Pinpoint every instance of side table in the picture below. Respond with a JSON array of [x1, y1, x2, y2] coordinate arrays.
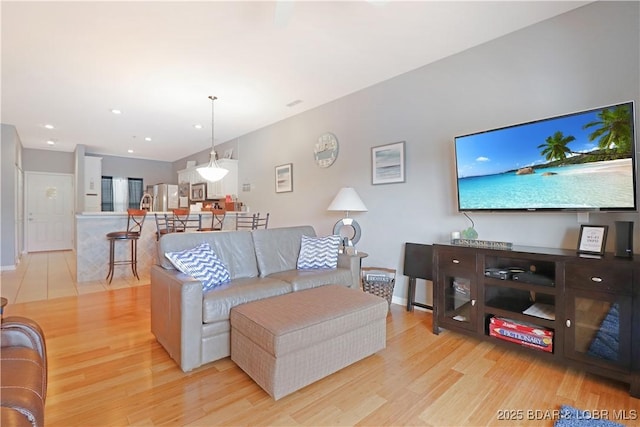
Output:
[[343, 250, 367, 289]]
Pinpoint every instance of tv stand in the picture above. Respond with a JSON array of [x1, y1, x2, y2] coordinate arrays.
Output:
[[432, 243, 640, 398]]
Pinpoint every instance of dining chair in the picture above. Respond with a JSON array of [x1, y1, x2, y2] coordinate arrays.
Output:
[[254, 213, 269, 229], [154, 213, 172, 240], [235, 213, 256, 230]]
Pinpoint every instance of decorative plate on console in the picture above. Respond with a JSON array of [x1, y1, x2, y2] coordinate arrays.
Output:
[[314, 132, 339, 168]]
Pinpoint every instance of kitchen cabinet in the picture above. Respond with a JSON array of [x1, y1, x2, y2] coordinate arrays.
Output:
[[177, 159, 238, 199], [84, 156, 102, 212], [178, 168, 200, 185]]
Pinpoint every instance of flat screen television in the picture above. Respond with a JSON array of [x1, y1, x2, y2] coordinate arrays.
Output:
[[454, 101, 637, 212]]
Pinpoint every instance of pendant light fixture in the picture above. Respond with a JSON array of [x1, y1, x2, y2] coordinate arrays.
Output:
[[197, 95, 229, 182]]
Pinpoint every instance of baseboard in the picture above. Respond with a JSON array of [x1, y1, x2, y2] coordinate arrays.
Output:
[[391, 295, 432, 312]]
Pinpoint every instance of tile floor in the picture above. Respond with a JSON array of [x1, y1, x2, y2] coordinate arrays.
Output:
[[0, 251, 149, 304]]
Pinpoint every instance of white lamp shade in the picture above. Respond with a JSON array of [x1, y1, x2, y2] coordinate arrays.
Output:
[[327, 187, 367, 212]]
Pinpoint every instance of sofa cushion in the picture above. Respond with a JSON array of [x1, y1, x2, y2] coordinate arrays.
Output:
[[157, 230, 259, 279], [230, 285, 388, 357], [252, 226, 316, 277], [296, 234, 341, 269], [165, 242, 231, 291], [202, 277, 293, 323], [268, 268, 352, 292]]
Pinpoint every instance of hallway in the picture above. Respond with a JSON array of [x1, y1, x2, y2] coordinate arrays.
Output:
[[0, 251, 149, 304]]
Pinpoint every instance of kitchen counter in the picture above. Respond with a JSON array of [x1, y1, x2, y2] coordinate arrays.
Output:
[[75, 211, 247, 282], [76, 212, 158, 283]]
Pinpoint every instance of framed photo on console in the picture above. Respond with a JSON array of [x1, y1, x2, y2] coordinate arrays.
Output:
[[577, 225, 608, 256]]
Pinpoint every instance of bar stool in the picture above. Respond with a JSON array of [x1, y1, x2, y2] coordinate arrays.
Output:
[[198, 207, 226, 231], [106, 208, 147, 284], [171, 208, 200, 232]]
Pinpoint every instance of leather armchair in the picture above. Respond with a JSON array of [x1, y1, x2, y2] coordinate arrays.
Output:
[[1, 316, 47, 427]]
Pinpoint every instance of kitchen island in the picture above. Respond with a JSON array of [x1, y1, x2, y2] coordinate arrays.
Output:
[[75, 211, 244, 283]]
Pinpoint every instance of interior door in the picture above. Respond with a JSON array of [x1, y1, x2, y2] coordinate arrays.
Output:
[[25, 172, 74, 252]]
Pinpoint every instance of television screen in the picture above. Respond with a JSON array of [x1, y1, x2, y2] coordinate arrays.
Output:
[[454, 101, 637, 212]]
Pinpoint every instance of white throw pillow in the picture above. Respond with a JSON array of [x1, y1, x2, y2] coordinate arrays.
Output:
[[165, 242, 231, 291], [296, 234, 341, 270]]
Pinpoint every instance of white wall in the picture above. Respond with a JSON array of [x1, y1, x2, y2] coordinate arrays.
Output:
[[231, 1, 640, 303], [1, 125, 22, 269]]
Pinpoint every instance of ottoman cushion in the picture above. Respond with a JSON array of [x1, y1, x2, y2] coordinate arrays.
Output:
[[230, 284, 388, 399]]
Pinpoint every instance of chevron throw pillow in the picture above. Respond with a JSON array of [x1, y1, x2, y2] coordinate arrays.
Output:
[[296, 234, 341, 270], [165, 242, 231, 292]]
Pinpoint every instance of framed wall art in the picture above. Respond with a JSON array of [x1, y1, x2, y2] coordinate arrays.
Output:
[[371, 141, 405, 185], [275, 163, 293, 193]]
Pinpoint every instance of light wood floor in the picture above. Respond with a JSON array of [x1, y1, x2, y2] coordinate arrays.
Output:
[[1, 251, 148, 304], [3, 282, 639, 426]]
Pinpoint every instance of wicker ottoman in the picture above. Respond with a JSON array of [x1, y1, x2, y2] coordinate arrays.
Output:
[[230, 285, 388, 400]]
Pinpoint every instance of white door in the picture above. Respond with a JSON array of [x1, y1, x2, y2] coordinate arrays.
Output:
[[25, 172, 74, 252]]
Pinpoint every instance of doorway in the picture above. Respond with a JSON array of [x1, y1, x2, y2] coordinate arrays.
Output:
[[25, 172, 74, 252]]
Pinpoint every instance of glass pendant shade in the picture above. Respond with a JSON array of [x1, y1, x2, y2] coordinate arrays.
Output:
[[197, 151, 229, 182], [197, 95, 228, 182]]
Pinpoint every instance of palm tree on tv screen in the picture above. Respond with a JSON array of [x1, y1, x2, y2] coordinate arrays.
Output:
[[583, 105, 632, 154], [537, 131, 576, 162]]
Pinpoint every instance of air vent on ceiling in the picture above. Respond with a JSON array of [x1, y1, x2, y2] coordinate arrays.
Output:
[[286, 99, 303, 107]]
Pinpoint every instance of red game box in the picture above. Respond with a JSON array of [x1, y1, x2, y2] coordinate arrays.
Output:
[[489, 316, 553, 353]]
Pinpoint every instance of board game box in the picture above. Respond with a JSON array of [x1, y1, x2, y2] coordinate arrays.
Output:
[[489, 316, 553, 353]]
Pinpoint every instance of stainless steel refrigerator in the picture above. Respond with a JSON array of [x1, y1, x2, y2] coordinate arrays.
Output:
[[152, 184, 179, 212]]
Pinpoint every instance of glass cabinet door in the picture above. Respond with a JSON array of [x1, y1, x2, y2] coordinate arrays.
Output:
[[565, 289, 631, 369], [438, 270, 476, 332]]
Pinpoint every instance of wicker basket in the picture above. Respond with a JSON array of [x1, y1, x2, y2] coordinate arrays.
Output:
[[361, 267, 396, 308]]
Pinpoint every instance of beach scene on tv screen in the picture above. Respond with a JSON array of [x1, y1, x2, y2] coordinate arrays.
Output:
[[456, 103, 635, 210]]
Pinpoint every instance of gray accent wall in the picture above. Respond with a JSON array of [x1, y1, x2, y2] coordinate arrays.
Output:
[[100, 154, 175, 187], [232, 1, 640, 301], [22, 148, 75, 173], [20, 147, 176, 186]]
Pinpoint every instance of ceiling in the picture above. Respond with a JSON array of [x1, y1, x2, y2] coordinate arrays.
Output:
[[1, 1, 590, 163]]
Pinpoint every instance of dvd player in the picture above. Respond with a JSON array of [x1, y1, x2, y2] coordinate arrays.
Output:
[[512, 271, 555, 287], [484, 267, 525, 280]]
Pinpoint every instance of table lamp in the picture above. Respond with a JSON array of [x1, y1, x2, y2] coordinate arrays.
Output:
[[327, 187, 368, 250]]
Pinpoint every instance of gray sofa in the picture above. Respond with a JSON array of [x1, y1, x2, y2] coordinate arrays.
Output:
[[150, 225, 363, 372]]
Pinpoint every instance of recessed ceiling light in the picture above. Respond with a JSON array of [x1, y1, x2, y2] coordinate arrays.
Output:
[[193, 124, 203, 129], [111, 109, 122, 115], [44, 124, 54, 129], [128, 149, 134, 153], [46, 140, 55, 145], [144, 137, 152, 141]]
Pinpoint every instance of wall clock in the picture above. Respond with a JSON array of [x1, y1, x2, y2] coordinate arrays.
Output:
[[314, 132, 339, 168]]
